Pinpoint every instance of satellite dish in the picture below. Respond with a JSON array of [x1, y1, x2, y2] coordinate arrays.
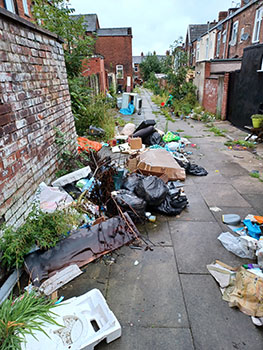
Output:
[[241, 33, 249, 41]]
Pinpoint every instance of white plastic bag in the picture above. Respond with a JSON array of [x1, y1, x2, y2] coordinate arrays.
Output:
[[37, 183, 73, 213], [218, 232, 255, 259]]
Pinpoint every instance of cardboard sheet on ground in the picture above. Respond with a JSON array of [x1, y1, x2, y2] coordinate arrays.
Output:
[[25, 213, 138, 285], [136, 149, 186, 181]]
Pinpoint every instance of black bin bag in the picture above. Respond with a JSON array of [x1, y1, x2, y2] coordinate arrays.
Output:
[[135, 176, 169, 206], [114, 189, 146, 222]]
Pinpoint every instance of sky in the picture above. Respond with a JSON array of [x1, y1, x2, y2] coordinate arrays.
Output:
[[69, 0, 241, 55]]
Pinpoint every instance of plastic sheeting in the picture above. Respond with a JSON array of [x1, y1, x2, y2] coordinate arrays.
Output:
[[120, 102, 135, 115], [25, 213, 139, 285]]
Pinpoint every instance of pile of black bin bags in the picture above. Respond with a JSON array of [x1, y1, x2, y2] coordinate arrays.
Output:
[[113, 173, 188, 222]]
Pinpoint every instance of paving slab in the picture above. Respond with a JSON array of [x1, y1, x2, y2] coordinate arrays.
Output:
[[176, 190, 216, 222], [242, 194, 263, 214], [169, 221, 251, 274], [96, 326, 194, 350], [106, 246, 189, 328], [198, 183, 252, 208], [230, 176, 263, 195], [59, 261, 110, 300], [138, 219, 172, 246], [181, 274, 263, 350]]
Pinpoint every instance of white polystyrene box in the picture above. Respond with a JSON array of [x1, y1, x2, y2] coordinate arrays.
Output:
[[22, 289, 121, 350]]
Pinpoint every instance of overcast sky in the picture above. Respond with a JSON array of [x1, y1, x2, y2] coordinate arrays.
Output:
[[69, 0, 240, 55]]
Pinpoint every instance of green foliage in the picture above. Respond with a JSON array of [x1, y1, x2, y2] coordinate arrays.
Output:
[[0, 205, 82, 270], [224, 139, 255, 149], [32, 0, 95, 78], [140, 53, 163, 81], [208, 126, 227, 137], [249, 172, 260, 179], [0, 293, 60, 350]]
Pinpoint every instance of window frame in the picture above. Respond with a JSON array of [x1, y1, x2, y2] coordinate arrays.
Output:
[[205, 37, 209, 59], [230, 20, 239, 46], [4, 0, 16, 14], [134, 65, 138, 72], [222, 29, 227, 44], [196, 42, 200, 61], [252, 7, 263, 43], [22, 0, 29, 16], [216, 32, 221, 57], [116, 65, 124, 79]]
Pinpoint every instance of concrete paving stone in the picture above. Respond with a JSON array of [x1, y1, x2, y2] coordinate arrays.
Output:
[[59, 261, 110, 300], [211, 161, 249, 177], [169, 221, 251, 274], [197, 183, 252, 208], [242, 194, 263, 214], [106, 246, 189, 328], [138, 219, 173, 246], [175, 190, 216, 222], [191, 171, 229, 184], [181, 274, 263, 350], [231, 176, 263, 195], [96, 326, 194, 350]]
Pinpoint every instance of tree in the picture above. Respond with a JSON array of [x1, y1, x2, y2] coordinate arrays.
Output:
[[139, 53, 163, 81], [32, 0, 95, 77]]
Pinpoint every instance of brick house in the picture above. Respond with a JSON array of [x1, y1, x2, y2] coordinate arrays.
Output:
[[192, 0, 263, 122], [75, 14, 133, 93], [0, 5, 77, 226], [0, 0, 32, 20], [185, 23, 211, 66]]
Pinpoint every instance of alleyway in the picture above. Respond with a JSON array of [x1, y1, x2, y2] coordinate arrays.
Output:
[[60, 89, 263, 350]]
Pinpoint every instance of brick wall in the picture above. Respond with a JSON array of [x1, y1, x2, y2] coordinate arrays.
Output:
[[0, 9, 76, 227], [203, 78, 218, 114], [95, 35, 133, 92], [0, 0, 32, 21], [82, 56, 107, 93]]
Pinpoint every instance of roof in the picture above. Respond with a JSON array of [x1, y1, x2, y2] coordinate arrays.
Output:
[[97, 27, 132, 36], [133, 54, 167, 64], [72, 14, 99, 32], [188, 24, 210, 43]]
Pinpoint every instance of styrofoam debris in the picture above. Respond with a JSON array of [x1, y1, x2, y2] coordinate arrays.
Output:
[[22, 289, 121, 350]]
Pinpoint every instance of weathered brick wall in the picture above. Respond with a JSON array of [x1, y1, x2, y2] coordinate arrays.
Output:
[[0, 9, 77, 227], [203, 78, 218, 115], [95, 35, 133, 91]]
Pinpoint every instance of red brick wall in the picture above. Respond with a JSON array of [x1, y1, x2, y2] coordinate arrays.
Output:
[[221, 73, 230, 120], [203, 78, 218, 114], [0, 0, 33, 20], [0, 10, 76, 226], [95, 35, 133, 91], [82, 56, 107, 93], [217, 1, 263, 59]]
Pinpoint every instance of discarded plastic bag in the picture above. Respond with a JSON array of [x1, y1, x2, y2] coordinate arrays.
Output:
[[133, 126, 155, 141], [155, 188, 188, 216], [135, 176, 168, 206], [36, 182, 73, 213], [77, 136, 102, 152], [162, 131, 180, 142], [134, 120, 156, 133], [121, 123, 136, 136], [176, 159, 208, 176], [122, 173, 145, 193], [144, 131, 163, 146], [112, 189, 146, 222], [218, 232, 255, 259]]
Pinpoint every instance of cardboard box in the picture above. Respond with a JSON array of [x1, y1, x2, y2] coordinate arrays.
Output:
[[129, 137, 142, 150], [127, 156, 138, 172]]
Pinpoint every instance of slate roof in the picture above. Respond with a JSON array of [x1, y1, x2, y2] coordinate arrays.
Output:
[[72, 14, 99, 32], [97, 27, 132, 36], [188, 24, 209, 43]]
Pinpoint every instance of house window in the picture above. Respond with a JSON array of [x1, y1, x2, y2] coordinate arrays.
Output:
[[22, 0, 29, 16], [230, 21, 239, 45], [196, 42, 200, 61], [4, 0, 16, 13], [222, 30, 227, 43], [205, 38, 209, 59], [116, 65, 123, 79], [252, 7, 263, 43], [240, 27, 244, 42], [134, 66, 138, 72], [216, 32, 221, 57]]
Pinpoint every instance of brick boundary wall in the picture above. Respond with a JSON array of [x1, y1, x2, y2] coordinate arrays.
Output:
[[0, 8, 77, 227]]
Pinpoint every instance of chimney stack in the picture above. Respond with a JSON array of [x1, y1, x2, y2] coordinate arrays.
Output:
[[218, 11, 228, 22], [141, 52, 144, 57]]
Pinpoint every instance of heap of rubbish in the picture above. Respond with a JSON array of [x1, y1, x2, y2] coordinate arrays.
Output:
[[208, 212, 263, 326], [0, 117, 209, 349]]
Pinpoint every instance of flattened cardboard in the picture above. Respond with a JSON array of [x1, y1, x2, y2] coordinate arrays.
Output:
[[137, 149, 186, 181]]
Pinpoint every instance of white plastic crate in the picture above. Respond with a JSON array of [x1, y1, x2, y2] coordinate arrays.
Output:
[[22, 289, 121, 350]]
